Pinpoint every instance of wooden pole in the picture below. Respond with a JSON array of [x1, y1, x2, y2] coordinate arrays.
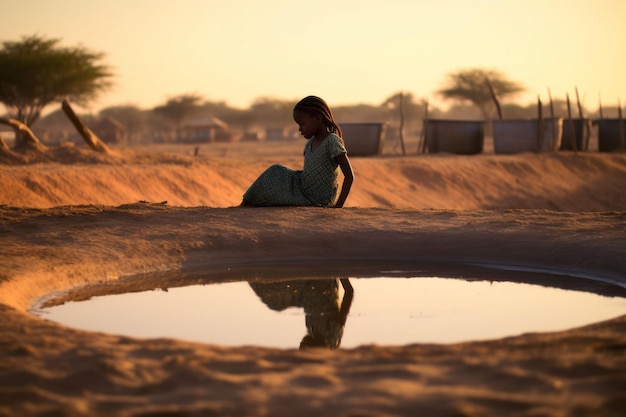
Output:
[[537, 96, 544, 152], [398, 92, 406, 155], [575, 87, 584, 119], [566, 94, 578, 152], [575, 87, 585, 152], [485, 78, 503, 120], [548, 88, 557, 144], [598, 94, 604, 119], [61, 99, 110, 154], [420, 100, 430, 154], [619, 98, 625, 149]]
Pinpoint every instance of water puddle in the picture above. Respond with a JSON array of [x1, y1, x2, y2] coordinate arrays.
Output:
[[35, 268, 626, 349]]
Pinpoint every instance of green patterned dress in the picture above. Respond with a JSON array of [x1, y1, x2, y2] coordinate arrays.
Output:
[[242, 133, 347, 206]]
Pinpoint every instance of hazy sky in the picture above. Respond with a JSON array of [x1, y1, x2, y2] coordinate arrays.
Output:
[[3, 0, 625, 113]]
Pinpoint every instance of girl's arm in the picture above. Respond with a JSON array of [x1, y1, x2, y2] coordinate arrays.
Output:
[[332, 153, 354, 208]]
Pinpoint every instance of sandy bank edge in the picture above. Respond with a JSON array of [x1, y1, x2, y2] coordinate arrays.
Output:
[[2, 205, 626, 310]]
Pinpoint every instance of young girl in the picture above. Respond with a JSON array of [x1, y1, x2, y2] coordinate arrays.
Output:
[[241, 96, 354, 208]]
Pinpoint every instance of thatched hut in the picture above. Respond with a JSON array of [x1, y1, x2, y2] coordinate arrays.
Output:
[[181, 116, 230, 143], [93, 117, 128, 145]]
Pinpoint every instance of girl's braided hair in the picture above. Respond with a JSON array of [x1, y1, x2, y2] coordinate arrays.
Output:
[[294, 96, 342, 138]]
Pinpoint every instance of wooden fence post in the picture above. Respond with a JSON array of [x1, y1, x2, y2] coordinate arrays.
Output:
[[61, 100, 110, 154]]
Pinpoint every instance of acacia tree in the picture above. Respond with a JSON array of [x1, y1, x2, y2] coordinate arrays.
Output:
[[0, 35, 113, 131], [437, 68, 524, 119]]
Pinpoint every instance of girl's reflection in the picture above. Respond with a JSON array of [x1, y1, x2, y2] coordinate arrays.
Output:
[[249, 278, 354, 349]]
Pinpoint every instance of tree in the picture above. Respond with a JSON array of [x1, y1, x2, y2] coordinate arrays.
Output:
[[99, 105, 146, 143], [0, 35, 113, 130], [437, 68, 524, 119], [382, 92, 426, 123], [200, 100, 252, 130], [153, 94, 204, 140], [249, 97, 298, 128]]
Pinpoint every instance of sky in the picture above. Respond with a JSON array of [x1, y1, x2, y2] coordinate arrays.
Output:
[[2, 0, 625, 113]]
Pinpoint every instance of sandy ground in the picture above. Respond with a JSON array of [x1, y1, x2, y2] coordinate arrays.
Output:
[[1, 140, 626, 416]]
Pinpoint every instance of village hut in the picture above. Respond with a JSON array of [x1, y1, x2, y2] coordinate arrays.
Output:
[[93, 117, 128, 145], [181, 116, 230, 143]]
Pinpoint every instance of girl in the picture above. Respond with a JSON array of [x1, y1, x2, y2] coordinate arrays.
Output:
[[241, 96, 354, 208]]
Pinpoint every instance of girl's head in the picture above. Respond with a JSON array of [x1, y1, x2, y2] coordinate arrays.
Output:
[[293, 96, 342, 139]]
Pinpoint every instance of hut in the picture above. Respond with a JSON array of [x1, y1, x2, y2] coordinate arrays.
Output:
[[181, 116, 230, 143], [93, 117, 128, 145]]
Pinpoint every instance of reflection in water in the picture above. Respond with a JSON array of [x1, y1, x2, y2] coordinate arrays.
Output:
[[36, 273, 626, 349], [250, 278, 354, 349]]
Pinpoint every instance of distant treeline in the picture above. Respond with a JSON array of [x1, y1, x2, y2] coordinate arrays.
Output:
[[23, 95, 617, 146]]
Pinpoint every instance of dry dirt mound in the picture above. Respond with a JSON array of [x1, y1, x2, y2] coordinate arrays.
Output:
[[1, 148, 625, 211]]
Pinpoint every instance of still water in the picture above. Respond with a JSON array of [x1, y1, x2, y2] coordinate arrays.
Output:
[[37, 275, 626, 349]]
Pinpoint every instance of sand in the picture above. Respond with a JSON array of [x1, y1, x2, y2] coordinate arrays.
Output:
[[1, 140, 625, 416]]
